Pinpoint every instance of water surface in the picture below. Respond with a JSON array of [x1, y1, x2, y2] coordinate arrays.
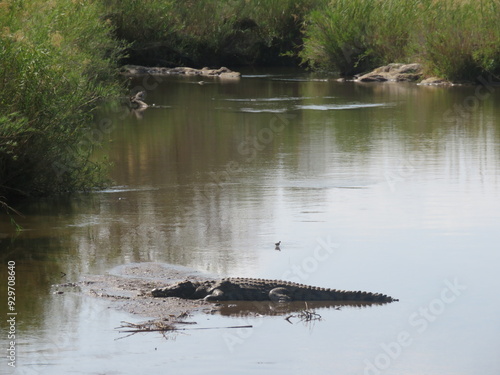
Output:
[[1, 69, 500, 374]]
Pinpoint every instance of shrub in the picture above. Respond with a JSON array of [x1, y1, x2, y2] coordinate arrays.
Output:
[[300, 0, 377, 75], [367, 0, 420, 65], [300, 0, 422, 75], [105, 0, 322, 66], [300, 0, 500, 80], [424, 0, 500, 81], [0, 0, 125, 202], [416, 0, 484, 81]]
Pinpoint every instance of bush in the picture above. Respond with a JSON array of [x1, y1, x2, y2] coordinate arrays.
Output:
[[103, 0, 182, 64], [300, 0, 422, 75], [105, 0, 321, 66], [368, 0, 420, 65], [417, 0, 500, 81], [300, 0, 376, 75], [300, 0, 500, 80], [0, 0, 125, 202]]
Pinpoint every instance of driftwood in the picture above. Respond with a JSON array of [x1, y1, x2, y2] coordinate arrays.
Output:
[[115, 318, 252, 340], [285, 303, 325, 324]]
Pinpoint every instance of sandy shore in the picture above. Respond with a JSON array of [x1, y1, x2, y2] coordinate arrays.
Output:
[[53, 262, 218, 321]]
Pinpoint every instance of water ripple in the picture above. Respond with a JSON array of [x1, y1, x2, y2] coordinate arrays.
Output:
[[295, 103, 390, 110]]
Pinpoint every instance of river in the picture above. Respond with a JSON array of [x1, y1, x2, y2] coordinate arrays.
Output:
[[1, 68, 500, 375]]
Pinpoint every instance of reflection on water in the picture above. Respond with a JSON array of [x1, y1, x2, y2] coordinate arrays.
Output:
[[295, 102, 390, 110], [1, 69, 500, 374], [217, 300, 389, 317]]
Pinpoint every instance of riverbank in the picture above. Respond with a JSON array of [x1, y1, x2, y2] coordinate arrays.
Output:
[[53, 263, 216, 321], [108, 0, 500, 82]]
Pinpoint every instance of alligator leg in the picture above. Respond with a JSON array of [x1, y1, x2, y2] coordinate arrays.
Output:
[[204, 288, 225, 301], [269, 287, 292, 302]]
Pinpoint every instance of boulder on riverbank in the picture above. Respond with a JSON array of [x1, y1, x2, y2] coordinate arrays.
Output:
[[355, 63, 424, 83], [122, 65, 241, 79]]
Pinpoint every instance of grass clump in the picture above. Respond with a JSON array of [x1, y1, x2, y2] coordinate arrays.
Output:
[[300, 0, 500, 81], [0, 0, 125, 203], [300, 0, 376, 75], [417, 0, 500, 81], [300, 0, 419, 75]]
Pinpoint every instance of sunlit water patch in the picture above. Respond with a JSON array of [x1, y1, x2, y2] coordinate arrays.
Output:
[[239, 108, 288, 113], [296, 103, 391, 110], [223, 97, 309, 102]]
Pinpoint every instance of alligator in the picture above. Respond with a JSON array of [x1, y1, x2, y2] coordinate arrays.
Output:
[[151, 278, 398, 303]]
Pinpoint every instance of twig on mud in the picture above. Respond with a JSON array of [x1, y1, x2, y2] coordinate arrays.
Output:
[[116, 320, 177, 333], [115, 319, 253, 340], [285, 302, 323, 324], [115, 319, 180, 340]]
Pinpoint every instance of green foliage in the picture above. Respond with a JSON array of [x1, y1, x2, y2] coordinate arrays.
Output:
[[0, 0, 125, 201], [300, 0, 375, 75], [368, 0, 420, 65], [244, 0, 321, 64], [104, 0, 500, 76], [417, 0, 500, 81], [105, 0, 320, 66], [300, 0, 500, 80], [300, 0, 420, 75]]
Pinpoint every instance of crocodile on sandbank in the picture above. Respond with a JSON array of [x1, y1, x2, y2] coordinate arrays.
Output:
[[151, 278, 398, 303]]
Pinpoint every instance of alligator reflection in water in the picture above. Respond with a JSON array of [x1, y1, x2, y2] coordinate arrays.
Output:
[[216, 300, 387, 318]]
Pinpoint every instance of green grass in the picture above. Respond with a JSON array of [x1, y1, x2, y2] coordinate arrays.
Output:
[[300, 0, 377, 75], [416, 0, 500, 81], [300, 0, 500, 80], [300, 0, 420, 75]]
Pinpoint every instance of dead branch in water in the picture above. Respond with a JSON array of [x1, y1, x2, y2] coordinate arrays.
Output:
[[285, 302, 323, 324], [115, 319, 252, 340]]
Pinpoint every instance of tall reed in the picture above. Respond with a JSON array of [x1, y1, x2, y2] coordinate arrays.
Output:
[[0, 0, 124, 202], [417, 0, 500, 81], [300, 0, 500, 80], [300, 0, 376, 75], [300, 0, 421, 75]]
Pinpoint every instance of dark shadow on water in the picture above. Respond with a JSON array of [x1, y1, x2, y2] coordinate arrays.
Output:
[[216, 300, 390, 317]]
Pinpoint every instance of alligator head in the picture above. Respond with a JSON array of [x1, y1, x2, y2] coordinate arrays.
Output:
[[152, 280, 198, 298]]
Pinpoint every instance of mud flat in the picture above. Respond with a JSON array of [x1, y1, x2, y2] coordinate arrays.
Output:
[[53, 263, 218, 320]]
